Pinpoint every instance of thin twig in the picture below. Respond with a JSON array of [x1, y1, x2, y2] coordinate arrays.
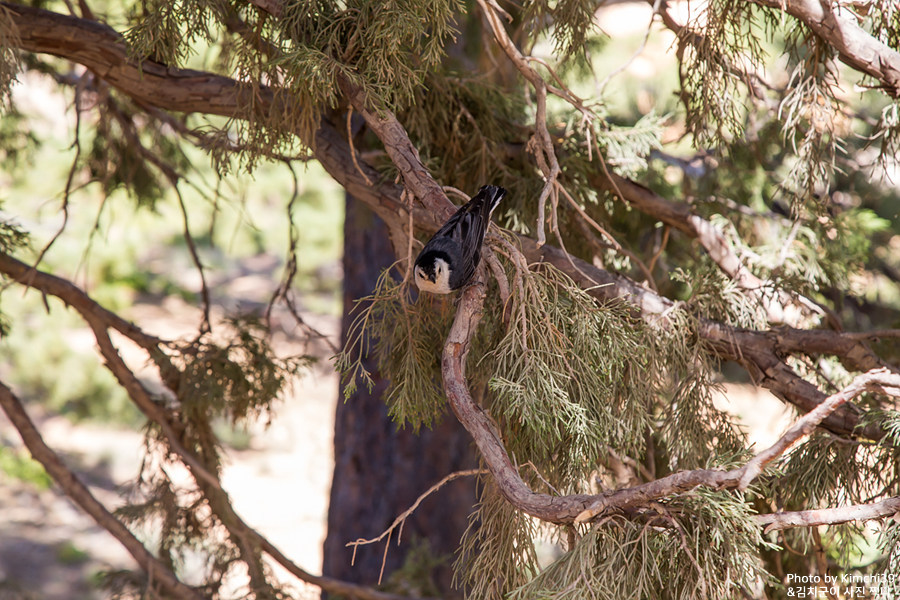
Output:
[[737, 367, 899, 490], [477, 0, 561, 247], [346, 468, 487, 584], [347, 106, 374, 186], [347, 468, 487, 550]]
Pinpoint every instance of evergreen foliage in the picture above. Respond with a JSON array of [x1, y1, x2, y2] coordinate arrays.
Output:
[[0, 0, 899, 598]]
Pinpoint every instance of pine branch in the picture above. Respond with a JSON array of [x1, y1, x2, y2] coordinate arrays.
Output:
[[0, 252, 223, 491], [0, 380, 206, 600], [0, 249, 439, 600], [336, 74, 456, 221]]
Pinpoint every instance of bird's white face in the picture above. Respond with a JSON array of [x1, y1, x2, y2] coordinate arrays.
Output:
[[414, 257, 453, 294]]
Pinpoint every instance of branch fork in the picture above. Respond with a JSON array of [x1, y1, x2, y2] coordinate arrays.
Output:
[[440, 279, 900, 527]]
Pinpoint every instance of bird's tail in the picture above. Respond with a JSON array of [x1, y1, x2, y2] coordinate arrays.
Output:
[[474, 184, 506, 218]]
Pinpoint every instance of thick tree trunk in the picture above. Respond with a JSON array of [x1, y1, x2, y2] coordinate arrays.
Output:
[[322, 194, 477, 597]]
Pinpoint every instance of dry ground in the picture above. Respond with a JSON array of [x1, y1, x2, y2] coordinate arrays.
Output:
[[0, 284, 341, 599]]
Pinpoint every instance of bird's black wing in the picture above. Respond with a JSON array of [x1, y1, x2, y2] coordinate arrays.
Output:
[[442, 185, 505, 288]]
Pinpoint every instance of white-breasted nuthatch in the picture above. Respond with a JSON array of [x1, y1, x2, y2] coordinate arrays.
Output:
[[414, 185, 506, 294]]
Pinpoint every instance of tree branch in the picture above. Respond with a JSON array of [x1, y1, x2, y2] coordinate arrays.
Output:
[[7, 0, 900, 522], [0, 252, 224, 491], [755, 496, 900, 532], [0, 250, 438, 600], [476, 0, 562, 247], [336, 75, 456, 221], [750, 0, 900, 97], [586, 170, 825, 327], [0, 380, 205, 600], [441, 289, 900, 524], [440, 276, 593, 523]]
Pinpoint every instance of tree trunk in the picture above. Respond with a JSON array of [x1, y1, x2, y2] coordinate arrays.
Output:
[[322, 194, 478, 597]]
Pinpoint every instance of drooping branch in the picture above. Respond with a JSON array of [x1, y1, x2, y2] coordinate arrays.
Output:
[[8, 1, 891, 440], [0, 381, 205, 600], [440, 289, 900, 524], [0, 252, 430, 600], [0, 252, 223, 490]]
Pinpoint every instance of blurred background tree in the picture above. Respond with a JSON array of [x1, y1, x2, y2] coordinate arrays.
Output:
[[0, 0, 899, 599]]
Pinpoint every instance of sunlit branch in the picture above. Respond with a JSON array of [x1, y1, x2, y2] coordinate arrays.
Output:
[[440, 293, 900, 524], [755, 496, 900, 532]]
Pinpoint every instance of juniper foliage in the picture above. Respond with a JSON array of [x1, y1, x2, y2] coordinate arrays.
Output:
[[1, 0, 900, 598]]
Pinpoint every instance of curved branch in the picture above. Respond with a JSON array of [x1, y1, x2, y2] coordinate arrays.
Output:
[[0, 381, 205, 600], [440, 276, 592, 523], [441, 289, 900, 524], [0, 252, 223, 490], [0, 256, 436, 600], [751, 0, 900, 97]]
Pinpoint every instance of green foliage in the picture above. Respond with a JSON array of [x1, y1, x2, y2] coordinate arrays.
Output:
[[382, 537, 447, 597], [592, 111, 665, 179], [509, 490, 771, 600], [876, 518, 900, 598], [336, 267, 452, 430], [0, 214, 29, 255], [125, 0, 217, 66], [456, 482, 541, 599], [339, 256, 761, 597], [486, 266, 653, 486], [523, 0, 598, 61], [170, 316, 311, 468], [676, 0, 769, 146], [0, 3, 19, 107], [401, 73, 530, 202], [671, 260, 766, 329], [56, 541, 91, 564], [0, 445, 52, 490]]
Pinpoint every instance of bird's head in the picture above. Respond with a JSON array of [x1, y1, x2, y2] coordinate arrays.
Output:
[[414, 252, 453, 293]]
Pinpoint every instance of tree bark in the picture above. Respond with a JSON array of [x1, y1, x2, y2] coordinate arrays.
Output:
[[322, 195, 477, 597]]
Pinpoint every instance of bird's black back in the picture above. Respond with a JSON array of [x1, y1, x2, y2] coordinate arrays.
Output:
[[431, 185, 505, 289]]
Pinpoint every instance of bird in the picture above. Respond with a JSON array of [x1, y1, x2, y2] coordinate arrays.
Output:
[[414, 185, 506, 294]]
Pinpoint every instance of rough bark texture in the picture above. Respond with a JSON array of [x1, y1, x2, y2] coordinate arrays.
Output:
[[322, 195, 477, 596], [751, 0, 900, 97]]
